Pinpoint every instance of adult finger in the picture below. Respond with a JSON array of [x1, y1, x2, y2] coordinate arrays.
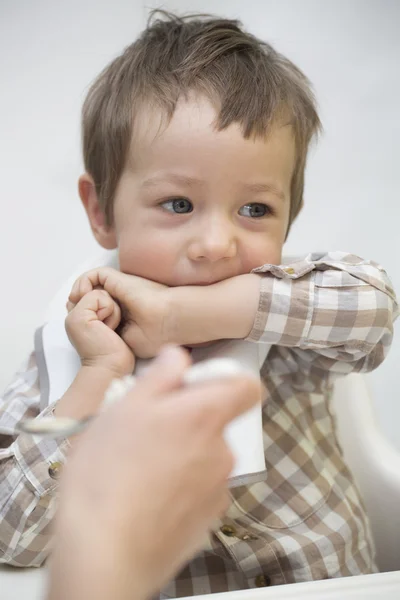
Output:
[[179, 488, 231, 561], [128, 345, 192, 399], [168, 374, 261, 432]]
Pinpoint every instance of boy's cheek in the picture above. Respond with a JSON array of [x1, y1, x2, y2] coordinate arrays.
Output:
[[118, 240, 177, 284], [244, 245, 283, 271]]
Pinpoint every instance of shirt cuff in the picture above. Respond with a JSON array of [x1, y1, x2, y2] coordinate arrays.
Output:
[[13, 402, 70, 497], [251, 256, 315, 279], [247, 260, 314, 345]]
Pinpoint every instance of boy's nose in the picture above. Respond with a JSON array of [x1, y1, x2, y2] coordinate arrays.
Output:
[[188, 221, 237, 263]]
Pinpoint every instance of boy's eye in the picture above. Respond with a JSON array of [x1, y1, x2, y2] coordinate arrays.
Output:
[[161, 197, 193, 214], [239, 203, 271, 218]]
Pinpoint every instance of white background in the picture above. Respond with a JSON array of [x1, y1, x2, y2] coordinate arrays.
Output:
[[0, 0, 399, 447]]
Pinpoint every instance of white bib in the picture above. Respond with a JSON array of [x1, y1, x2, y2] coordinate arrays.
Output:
[[35, 250, 270, 486]]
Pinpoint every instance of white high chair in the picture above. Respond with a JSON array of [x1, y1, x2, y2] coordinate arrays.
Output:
[[332, 374, 400, 572]]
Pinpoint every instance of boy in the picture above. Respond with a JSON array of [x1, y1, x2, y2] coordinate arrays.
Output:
[[0, 10, 397, 594]]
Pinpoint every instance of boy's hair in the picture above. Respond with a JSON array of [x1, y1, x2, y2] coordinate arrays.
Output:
[[82, 11, 321, 235]]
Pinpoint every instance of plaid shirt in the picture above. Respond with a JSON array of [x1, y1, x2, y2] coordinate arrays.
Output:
[[0, 252, 397, 593]]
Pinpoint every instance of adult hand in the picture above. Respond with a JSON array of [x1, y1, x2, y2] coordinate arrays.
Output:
[[47, 345, 260, 600]]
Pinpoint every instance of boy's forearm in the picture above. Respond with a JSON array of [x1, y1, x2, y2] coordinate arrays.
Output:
[[54, 365, 117, 421], [168, 273, 261, 346]]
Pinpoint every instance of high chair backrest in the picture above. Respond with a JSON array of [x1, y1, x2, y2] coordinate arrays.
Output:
[[332, 374, 400, 572]]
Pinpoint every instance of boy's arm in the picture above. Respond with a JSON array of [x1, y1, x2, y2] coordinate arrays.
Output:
[[0, 351, 66, 566], [66, 252, 397, 374], [170, 251, 398, 376], [0, 351, 118, 567]]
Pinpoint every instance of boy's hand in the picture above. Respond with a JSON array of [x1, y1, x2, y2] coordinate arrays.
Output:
[[67, 268, 171, 358], [66, 288, 135, 376], [68, 268, 261, 356]]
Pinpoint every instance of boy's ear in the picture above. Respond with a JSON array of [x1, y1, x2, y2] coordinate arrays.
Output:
[[78, 174, 117, 249]]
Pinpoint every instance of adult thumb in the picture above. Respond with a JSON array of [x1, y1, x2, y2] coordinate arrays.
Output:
[[132, 345, 192, 398]]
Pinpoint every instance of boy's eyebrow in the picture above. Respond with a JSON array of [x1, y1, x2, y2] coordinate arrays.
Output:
[[141, 174, 205, 189], [241, 182, 286, 201], [141, 174, 285, 201]]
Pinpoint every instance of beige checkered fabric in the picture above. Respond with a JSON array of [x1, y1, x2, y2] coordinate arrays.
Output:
[[0, 252, 397, 592]]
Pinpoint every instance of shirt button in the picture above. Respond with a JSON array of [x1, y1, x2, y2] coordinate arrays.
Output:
[[241, 533, 258, 541], [220, 525, 237, 537], [255, 574, 271, 587], [48, 461, 62, 479], [284, 267, 295, 275]]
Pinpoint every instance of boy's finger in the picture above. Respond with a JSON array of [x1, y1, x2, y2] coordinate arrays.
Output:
[[67, 289, 114, 323], [80, 268, 139, 304], [66, 300, 75, 313], [69, 275, 94, 303], [103, 299, 122, 330]]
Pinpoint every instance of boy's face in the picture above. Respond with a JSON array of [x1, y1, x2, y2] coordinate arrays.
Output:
[[83, 96, 295, 286]]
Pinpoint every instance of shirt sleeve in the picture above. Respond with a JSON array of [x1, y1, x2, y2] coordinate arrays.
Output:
[[0, 352, 69, 567], [247, 251, 398, 386]]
